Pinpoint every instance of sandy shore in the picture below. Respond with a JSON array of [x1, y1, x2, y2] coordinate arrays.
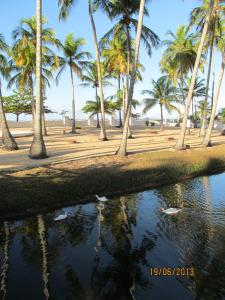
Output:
[[0, 125, 225, 171]]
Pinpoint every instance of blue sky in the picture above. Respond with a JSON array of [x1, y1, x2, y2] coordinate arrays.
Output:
[[1, 0, 224, 121]]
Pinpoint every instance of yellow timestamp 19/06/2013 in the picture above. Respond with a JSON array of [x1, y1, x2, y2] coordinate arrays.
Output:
[[149, 267, 195, 277]]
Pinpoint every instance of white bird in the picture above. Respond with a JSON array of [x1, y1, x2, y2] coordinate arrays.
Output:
[[95, 195, 108, 202], [160, 207, 182, 215], [53, 211, 69, 221]]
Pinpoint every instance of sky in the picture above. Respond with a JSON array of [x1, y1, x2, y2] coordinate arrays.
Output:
[[1, 0, 224, 121]]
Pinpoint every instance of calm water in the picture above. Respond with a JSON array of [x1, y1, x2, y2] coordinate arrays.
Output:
[[1, 173, 225, 300]]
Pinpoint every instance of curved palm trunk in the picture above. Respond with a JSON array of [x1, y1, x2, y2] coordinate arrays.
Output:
[[160, 103, 164, 131], [175, 0, 214, 150], [200, 22, 215, 137], [88, 0, 107, 141], [70, 66, 76, 134], [118, 74, 123, 127], [29, 0, 47, 159], [0, 80, 18, 151], [37, 215, 50, 300], [116, 0, 145, 156], [95, 86, 100, 128], [42, 111, 47, 136], [0, 222, 10, 300], [202, 51, 225, 147], [125, 24, 133, 139]]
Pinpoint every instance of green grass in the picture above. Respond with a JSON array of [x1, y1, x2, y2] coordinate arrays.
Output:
[[1, 144, 225, 219]]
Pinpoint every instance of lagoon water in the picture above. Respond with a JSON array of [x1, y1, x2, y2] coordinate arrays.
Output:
[[1, 173, 225, 300]]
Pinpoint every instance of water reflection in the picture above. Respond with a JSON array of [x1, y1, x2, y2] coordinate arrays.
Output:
[[0, 174, 225, 299]]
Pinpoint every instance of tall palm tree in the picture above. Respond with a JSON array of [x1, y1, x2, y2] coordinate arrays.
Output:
[[81, 61, 111, 128], [160, 25, 199, 85], [56, 33, 91, 133], [142, 76, 179, 131], [190, 0, 225, 136], [0, 34, 18, 151], [58, 0, 108, 140], [12, 16, 60, 126], [203, 32, 225, 146], [101, 0, 159, 138], [116, 0, 146, 156], [102, 34, 127, 127], [175, 0, 214, 150], [29, 0, 47, 159]]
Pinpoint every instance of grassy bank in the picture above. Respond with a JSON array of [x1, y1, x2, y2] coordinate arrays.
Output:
[[1, 144, 225, 219]]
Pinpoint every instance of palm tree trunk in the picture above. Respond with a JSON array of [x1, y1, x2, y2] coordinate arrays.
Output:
[[88, 0, 107, 141], [0, 80, 18, 151], [95, 86, 100, 128], [200, 22, 215, 137], [211, 70, 215, 109], [175, 0, 214, 150], [29, 0, 47, 159], [125, 24, 133, 139], [160, 103, 164, 131], [16, 114, 19, 122], [116, 0, 145, 156], [118, 74, 123, 127], [70, 66, 76, 134], [37, 215, 50, 300], [42, 111, 47, 136], [0, 222, 10, 300], [202, 51, 225, 147]]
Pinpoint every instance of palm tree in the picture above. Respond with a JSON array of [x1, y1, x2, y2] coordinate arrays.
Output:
[[82, 97, 115, 127], [0, 34, 18, 151], [58, 0, 109, 140], [160, 25, 199, 85], [197, 99, 211, 126], [101, 0, 159, 138], [116, 0, 146, 156], [175, 0, 214, 150], [190, 0, 225, 136], [142, 76, 179, 131], [12, 16, 60, 126], [29, 0, 47, 159], [203, 33, 225, 146], [102, 34, 127, 127], [81, 61, 111, 128], [56, 33, 91, 133]]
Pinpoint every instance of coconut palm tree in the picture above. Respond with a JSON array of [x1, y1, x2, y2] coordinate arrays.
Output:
[[101, 0, 159, 139], [58, 0, 109, 140], [81, 61, 111, 128], [203, 33, 225, 146], [160, 25, 199, 86], [56, 33, 91, 133], [82, 97, 115, 127], [190, 0, 225, 136], [12, 16, 60, 125], [142, 76, 179, 131], [116, 0, 146, 156], [175, 0, 214, 150], [29, 0, 47, 159], [0, 34, 18, 151]]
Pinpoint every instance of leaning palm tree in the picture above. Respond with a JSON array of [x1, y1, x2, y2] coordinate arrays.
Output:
[[203, 31, 225, 146], [100, 0, 159, 138], [116, 0, 146, 156], [59, 0, 109, 140], [142, 76, 179, 131], [56, 33, 91, 133], [29, 0, 47, 159], [0, 34, 18, 151], [175, 0, 214, 150], [190, 0, 225, 136]]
